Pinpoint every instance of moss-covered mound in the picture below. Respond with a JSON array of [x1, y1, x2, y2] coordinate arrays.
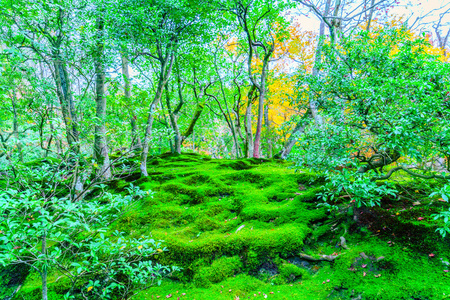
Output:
[[13, 152, 450, 299], [111, 153, 326, 284]]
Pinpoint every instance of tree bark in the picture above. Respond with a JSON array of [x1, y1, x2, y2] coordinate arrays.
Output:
[[309, 0, 332, 126], [53, 59, 79, 152], [252, 52, 272, 158], [41, 233, 47, 300], [10, 89, 23, 162], [366, 0, 376, 31], [277, 109, 311, 159], [93, 13, 111, 179], [264, 103, 272, 158], [165, 83, 182, 154], [140, 52, 174, 176], [121, 52, 142, 151], [244, 85, 256, 158]]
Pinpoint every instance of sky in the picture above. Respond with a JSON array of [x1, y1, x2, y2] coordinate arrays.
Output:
[[295, 0, 450, 36]]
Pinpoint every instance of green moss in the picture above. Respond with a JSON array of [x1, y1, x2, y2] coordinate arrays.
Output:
[[0, 264, 30, 299], [161, 183, 206, 204], [218, 160, 253, 170], [22, 157, 61, 167], [276, 263, 310, 284], [194, 256, 243, 287], [17, 152, 450, 300]]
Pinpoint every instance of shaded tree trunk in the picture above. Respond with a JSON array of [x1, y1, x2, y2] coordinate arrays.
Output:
[[41, 233, 47, 300], [165, 83, 182, 154], [264, 104, 272, 158], [140, 52, 174, 176], [244, 85, 256, 158], [53, 59, 79, 152], [309, 0, 332, 126], [121, 52, 142, 151], [366, 0, 376, 31], [277, 109, 311, 159], [93, 13, 111, 179], [10, 89, 23, 162]]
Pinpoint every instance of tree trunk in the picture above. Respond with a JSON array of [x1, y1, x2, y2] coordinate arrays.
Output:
[[41, 233, 47, 300], [309, 0, 331, 126], [244, 85, 256, 158], [252, 88, 265, 158], [140, 95, 159, 176], [53, 59, 79, 152], [366, 0, 376, 31], [121, 52, 142, 151], [141, 77, 171, 175], [93, 14, 111, 179], [234, 117, 245, 158], [10, 90, 23, 162], [277, 109, 311, 159], [264, 104, 272, 158], [182, 102, 205, 142], [165, 83, 182, 154], [252, 52, 272, 158]]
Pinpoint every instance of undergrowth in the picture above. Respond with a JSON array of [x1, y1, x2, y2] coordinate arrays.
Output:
[[10, 152, 450, 300]]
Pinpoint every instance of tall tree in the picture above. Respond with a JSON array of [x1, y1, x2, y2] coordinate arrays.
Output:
[[93, 6, 112, 179], [0, 0, 83, 152], [224, 0, 287, 158]]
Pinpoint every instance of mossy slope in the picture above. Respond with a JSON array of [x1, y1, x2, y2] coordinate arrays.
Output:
[[13, 152, 450, 299]]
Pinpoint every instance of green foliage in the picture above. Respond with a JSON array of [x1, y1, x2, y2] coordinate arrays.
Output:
[[0, 165, 177, 299], [297, 24, 450, 176], [317, 170, 397, 210]]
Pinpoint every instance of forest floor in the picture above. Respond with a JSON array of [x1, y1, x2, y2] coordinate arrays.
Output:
[[9, 153, 450, 299]]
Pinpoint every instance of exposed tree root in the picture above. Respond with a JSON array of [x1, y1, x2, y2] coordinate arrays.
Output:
[[299, 253, 341, 262]]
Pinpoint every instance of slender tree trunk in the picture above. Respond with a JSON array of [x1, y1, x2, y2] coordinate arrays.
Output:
[[10, 91, 23, 162], [121, 52, 142, 151], [234, 116, 245, 158], [141, 82, 167, 176], [141, 95, 159, 176], [264, 104, 272, 158], [244, 85, 256, 158], [182, 102, 205, 142], [93, 14, 111, 179], [140, 50, 175, 176], [277, 109, 311, 159], [252, 53, 272, 158], [53, 59, 79, 152], [252, 90, 265, 158], [165, 84, 181, 154], [309, 0, 331, 126], [41, 233, 47, 300], [366, 0, 376, 31]]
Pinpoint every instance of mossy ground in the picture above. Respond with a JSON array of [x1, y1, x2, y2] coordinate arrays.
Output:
[[11, 152, 450, 299]]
